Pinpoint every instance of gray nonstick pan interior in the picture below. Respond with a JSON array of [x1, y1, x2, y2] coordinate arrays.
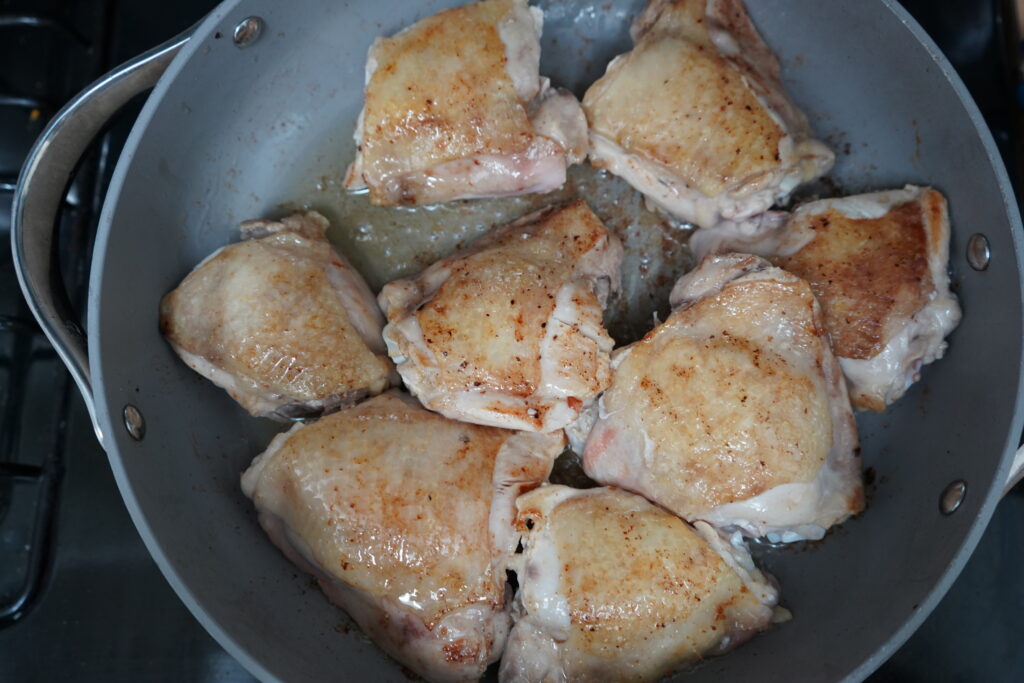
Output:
[[88, 1, 1024, 680]]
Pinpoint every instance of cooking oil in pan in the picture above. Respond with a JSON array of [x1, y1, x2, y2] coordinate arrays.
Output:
[[285, 162, 696, 346], [281, 148, 697, 487]]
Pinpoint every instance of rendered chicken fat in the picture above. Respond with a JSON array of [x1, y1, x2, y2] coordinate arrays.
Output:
[[583, 253, 864, 540], [159, 211, 394, 420], [241, 391, 565, 682], [344, 0, 587, 205], [582, 0, 833, 229], [379, 201, 622, 432], [500, 486, 781, 682]]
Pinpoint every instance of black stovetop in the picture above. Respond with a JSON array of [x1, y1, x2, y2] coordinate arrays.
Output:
[[0, 1, 1022, 680]]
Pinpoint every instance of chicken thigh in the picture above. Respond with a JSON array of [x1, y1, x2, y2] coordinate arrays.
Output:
[[241, 391, 565, 682], [692, 186, 961, 411], [582, 253, 863, 541], [160, 211, 394, 420], [379, 201, 622, 432], [343, 0, 587, 206], [500, 485, 782, 682], [582, 0, 832, 229]]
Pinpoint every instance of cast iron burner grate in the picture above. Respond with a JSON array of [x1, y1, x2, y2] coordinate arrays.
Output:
[[0, 1, 110, 627]]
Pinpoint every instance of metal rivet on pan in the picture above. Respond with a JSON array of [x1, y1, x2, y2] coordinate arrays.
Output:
[[233, 16, 263, 48], [966, 233, 990, 271], [123, 404, 146, 441], [939, 480, 966, 515]]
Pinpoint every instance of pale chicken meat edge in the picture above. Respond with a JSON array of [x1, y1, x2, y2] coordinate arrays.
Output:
[[241, 391, 565, 682]]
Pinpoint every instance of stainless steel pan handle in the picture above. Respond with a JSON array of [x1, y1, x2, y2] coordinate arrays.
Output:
[[10, 30, 191, 444]]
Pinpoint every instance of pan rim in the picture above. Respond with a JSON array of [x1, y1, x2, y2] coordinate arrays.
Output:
[[85, 1, 1024, 681]]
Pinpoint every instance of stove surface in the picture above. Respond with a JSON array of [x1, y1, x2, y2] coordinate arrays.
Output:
[[1, 1, 1022, 681]]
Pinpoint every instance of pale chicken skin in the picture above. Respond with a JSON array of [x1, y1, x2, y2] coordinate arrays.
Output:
[[582, 254, 863, 542], [343, 0, 587, 206], [582, 0, 833, 229], [159, 211, 394, 420], [693, 186, 962, 411], [241, 391, 565, 682], [379, 201, 623, 433], [500, 486, 782, 682]]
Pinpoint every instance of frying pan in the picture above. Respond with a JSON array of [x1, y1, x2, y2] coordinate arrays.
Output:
[[11, 1, 1024, 680]]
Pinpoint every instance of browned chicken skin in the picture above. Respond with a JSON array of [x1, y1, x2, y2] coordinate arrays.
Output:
[[581, 253, 863, 541], [582, 0, 833, 229], [160, 211, 394, 420], [379, 201, 622, 432], [241, 391, 565, 682], [692, 186, 961, 411], [500, 486, 782, 682], [344, 0, 586, 206]]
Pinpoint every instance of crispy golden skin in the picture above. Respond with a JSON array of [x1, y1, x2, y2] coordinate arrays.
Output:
[[242, 392, 564, 680], [362, 1, 530, 183], [380, 201, 621, 432], [584, 10, 784, 197], [501, 486, 778, 682], [348, 0, 581, 206], [583, 254, 863, 540], [776, 190, 944, 360], [688, 187, 961, 412], [581, 0, 832, 227], [247, 394, 505, 626], [600, 278, 831, 507], [416, 204, 610, 394], [160, 212, 392, 418]]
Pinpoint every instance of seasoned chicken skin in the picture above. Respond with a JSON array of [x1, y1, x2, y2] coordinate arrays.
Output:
[[500, 486, 782, 682], [344, 0, 587, 206], [583, 254, 863, 541], [582, 0, 833, 229], [241, 391, 565, 682], [159, 211, 394, 420], [693, 186, 961, 411], [379, 201, 622, 432]]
